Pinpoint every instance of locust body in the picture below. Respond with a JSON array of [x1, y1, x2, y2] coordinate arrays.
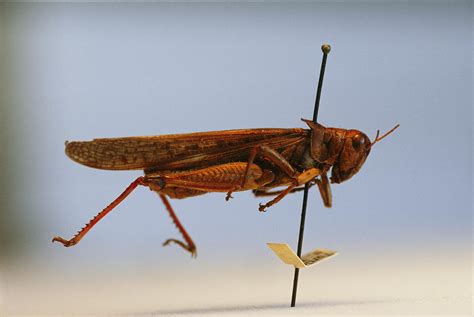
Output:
[[53, 119, 398, 256]]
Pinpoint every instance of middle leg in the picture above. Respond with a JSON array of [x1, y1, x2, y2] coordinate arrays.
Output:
[[258, 167, 321, 212], [226, 145, 297, 200], [253, 181, 316, 197]]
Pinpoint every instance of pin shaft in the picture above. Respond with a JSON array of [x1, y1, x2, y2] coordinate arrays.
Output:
[[291, 44, 331, 307]]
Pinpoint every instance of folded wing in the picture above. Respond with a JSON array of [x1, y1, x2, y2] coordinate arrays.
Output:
[[65, 128, 308, 171]]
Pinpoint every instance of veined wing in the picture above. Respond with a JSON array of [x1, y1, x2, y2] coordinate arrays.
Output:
[[65, 128, 309, 171]]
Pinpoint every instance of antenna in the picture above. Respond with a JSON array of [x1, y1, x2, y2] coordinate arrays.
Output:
[[371, 124, 400, 147]]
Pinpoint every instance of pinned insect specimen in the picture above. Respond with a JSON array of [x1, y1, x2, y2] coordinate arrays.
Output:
[[53, 120, 399, 256]]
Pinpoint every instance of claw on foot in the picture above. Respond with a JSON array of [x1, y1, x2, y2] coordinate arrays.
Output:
[[52, 236, 78, 247], [258, 203, 267, 212], [163, 238, 197, 258], [225, 191, 234, 201], [226, 186, 241, 201]]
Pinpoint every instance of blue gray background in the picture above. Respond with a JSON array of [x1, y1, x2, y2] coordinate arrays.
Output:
[[0, 2, 471, 314]]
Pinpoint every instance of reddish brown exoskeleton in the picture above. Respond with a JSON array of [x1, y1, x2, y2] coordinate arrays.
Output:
[[53, 120, 399, 256]]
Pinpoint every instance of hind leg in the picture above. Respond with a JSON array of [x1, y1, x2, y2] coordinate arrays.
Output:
[[53, 176, 148, 247], [52, 176, 198, 257], [158, 193, 197, 257]]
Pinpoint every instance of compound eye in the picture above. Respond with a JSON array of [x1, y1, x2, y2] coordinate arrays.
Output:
[[352, 134, 365, 149]]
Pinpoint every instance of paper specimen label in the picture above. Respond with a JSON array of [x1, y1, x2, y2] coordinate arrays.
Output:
[[267, 243, 337, 268]]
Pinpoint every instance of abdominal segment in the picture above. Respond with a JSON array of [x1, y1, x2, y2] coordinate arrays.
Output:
[[145, 162, 275, 198]]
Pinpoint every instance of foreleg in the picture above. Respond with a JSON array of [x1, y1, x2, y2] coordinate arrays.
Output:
[[315, 172, 332, 207]]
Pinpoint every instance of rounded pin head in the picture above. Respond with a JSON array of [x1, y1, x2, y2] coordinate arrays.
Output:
[[321, 44, 331, 54]]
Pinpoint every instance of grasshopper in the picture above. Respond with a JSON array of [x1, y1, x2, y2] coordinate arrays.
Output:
[[53, 119, 399, 256]]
